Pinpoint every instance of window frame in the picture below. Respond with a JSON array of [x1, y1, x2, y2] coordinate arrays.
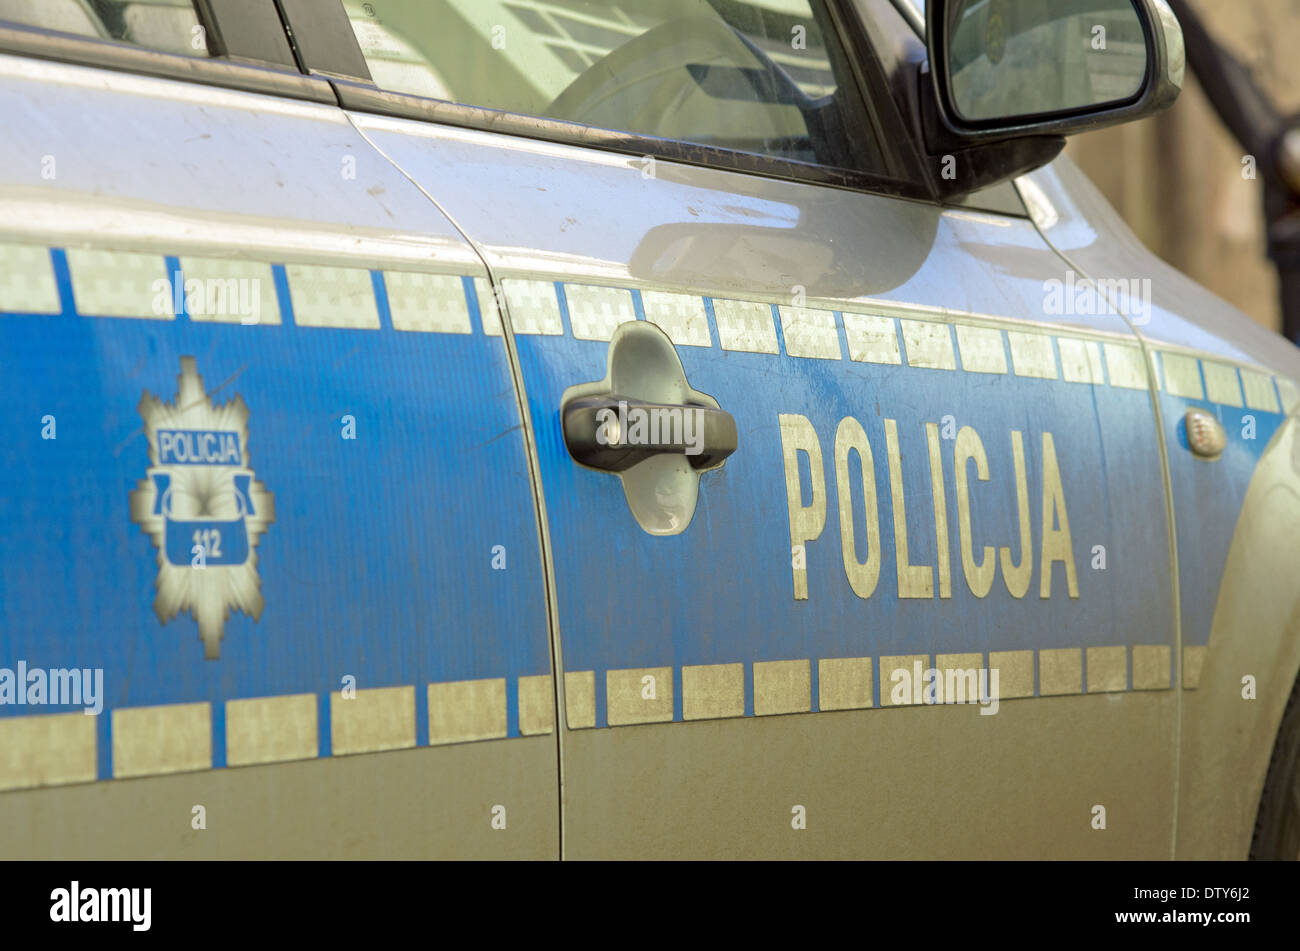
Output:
[[287, 0, 935, 202], [0, 0, 332, 102], [846, 0, 1031, 214], [0, 0, 939, 203]]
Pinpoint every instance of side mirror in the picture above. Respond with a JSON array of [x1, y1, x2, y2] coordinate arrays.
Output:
[[921, 0, 1184, 197]]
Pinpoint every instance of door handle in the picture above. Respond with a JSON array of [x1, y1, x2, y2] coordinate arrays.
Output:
[[563, 395, 738, 472], [559, 321, 732, 535]]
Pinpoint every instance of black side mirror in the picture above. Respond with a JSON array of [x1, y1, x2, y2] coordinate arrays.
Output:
[[920, 0, 1184, 199]]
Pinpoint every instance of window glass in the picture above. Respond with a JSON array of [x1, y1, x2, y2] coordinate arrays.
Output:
[[344, 0, 884, 173], [0, 0, 209, 57]]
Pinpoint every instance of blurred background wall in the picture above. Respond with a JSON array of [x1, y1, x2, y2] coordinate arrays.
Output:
[[1065, 0, 1300, 334]]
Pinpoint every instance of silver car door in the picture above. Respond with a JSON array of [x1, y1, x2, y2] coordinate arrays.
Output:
[[326, 0, 1178, 858]]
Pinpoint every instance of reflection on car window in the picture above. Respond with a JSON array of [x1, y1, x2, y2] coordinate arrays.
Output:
[[0, 0, 208, 57], [344, 0, 884, 174]]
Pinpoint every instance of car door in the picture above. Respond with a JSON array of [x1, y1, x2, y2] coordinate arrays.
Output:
[[308, 0, 1180, 857], [1018, 154, 1300, 857], [0, 1, 556, 858]]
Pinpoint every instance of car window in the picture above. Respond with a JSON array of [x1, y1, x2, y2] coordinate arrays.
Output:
[[0, 0, 208, 57], [343, 0, 885, 174]]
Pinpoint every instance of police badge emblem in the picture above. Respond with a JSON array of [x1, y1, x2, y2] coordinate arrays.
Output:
[[129, 357, 274, 659]]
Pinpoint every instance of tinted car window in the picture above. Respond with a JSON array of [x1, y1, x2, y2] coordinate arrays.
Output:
[[344, 0, 885, 173], [0, 0, 208, 57]]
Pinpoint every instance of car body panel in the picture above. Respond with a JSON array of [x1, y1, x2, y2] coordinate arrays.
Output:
[[0, 54, 557, 858], [349, 109, 1184, 857], [1174, 415, 1300, 858], [1017, 155, 1300, 858], [1017, 156, 1300, 381]]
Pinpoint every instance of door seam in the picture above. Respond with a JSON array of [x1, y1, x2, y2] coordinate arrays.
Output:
[[1020, 208, 1184, 861], [342, 111, 570, 861]]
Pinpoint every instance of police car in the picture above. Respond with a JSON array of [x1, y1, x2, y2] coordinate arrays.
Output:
[[1, 0, 1298, 861]]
